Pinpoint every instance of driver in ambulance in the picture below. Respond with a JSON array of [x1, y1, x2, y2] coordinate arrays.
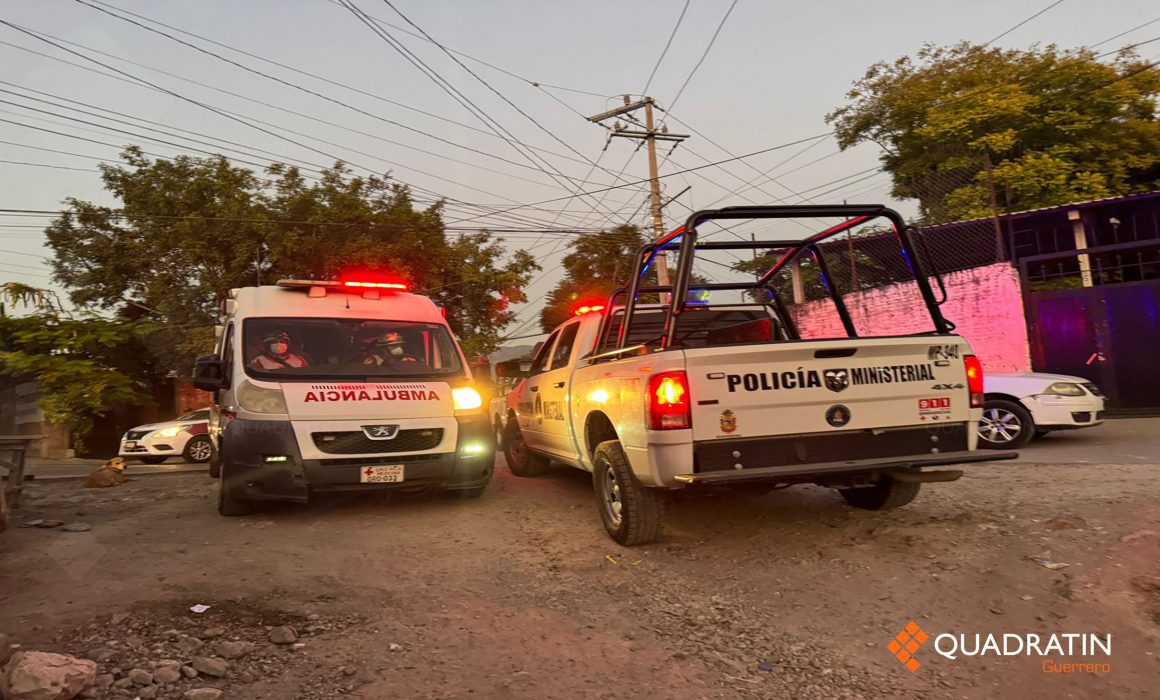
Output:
[[249, 331, 310, 370], [363, 331, 419, 366]]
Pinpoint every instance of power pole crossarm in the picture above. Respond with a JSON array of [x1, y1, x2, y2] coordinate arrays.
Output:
[[586, 95, 689, 289]]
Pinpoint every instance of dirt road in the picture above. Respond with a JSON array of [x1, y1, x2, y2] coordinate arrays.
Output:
[[2, 430, 1159, 699]]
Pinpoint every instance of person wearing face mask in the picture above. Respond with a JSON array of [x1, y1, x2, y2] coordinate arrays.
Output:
[[363, 331, 419, 366], [249, 331, 310, 370]]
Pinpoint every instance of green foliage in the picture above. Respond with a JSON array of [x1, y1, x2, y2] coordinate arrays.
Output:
[[827, 42, 1160, 222], [0, 313, 152, 449], [45, 148, 538, 368], [540, 225, 648, 331]]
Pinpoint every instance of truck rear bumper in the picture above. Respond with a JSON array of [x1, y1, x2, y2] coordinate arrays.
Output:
[[672, 450, 1017, 486]]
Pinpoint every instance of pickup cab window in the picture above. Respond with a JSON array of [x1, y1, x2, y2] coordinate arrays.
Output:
[[529, 330, 559, 375], [597, 307, 783, 353], [550, 323, 580, 369]]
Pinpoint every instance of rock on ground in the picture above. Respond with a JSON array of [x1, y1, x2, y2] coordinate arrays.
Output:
[[268, 626, 297, 644], [0, 651, 97, 700], [190, 656, 229, 678], [183, 689, 223, 700]]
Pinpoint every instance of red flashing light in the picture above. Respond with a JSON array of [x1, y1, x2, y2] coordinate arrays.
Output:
[[648, 371, 691, 430], [964, 355, 984, 408], [574, 304, 606, 316], [342, 281, 408, 290]]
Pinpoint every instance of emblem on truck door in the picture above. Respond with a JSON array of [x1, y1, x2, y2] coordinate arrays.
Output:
[[824, 368, 850, 393], [361, 425, 400, 440]]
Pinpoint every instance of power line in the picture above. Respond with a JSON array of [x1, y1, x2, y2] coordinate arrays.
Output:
[[0, 158, 96, 172], [0, 32, 629, 231], [315, 0, 613, 98], [641, 0, 691, 95], [440, 131, 833, 224], [984, 0, 1068, 47], [349, 0, 639, 228], [665, 0, 739, 114]]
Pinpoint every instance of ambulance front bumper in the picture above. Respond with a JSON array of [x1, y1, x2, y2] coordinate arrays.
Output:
[[221, 416, 494, 502]]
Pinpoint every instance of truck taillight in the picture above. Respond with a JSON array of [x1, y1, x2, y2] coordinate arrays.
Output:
[[964, 355, 984, 408], [648, 371, 691, 430]]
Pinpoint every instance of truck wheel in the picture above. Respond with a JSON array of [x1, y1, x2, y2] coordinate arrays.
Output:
[[593, 440, 666, 546], [503, 423, 550, 477], [839, 476, 920, 511], [217, 463, 253, 516], [978, 399, 1035, 449]]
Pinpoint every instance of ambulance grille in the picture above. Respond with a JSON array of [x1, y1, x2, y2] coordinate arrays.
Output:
[[312, 429, 444, 455]]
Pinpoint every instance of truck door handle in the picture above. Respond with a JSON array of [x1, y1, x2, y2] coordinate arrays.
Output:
[[530, 386, 539, 392], [553, 382, 565, 388]]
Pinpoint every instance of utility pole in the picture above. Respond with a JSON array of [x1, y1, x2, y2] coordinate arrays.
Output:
[[588, 96, 688, 287]]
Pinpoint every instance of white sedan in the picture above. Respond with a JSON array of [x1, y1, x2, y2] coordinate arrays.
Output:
[[979, 372, 1105, 449], [118, 408, 215, 464]]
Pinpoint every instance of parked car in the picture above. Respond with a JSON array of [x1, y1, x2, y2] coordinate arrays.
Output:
[[119, 409, 215, 464], [979, 373, 1105, 449]]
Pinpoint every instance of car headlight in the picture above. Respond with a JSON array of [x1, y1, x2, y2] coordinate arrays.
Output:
[[1043, 382, 1085, 397], [237, 379, 288, 414], [152, 425, 190, 438], [452, 386, 483, 413]]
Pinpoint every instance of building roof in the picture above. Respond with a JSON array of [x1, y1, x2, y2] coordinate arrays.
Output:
[[919, 189, 1160, 230]]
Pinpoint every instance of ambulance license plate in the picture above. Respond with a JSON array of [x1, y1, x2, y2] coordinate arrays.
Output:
[[359, 465, 404, 483]]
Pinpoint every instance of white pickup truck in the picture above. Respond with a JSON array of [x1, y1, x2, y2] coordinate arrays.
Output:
[[498, 205, 1016, 545]]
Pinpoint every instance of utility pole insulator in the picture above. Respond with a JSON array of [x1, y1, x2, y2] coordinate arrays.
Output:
[[587, 95, 690, 290]]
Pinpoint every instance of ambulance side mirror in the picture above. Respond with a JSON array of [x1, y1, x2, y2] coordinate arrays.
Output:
[[192, 354, 227, 392], [494, 359, 527, 379]]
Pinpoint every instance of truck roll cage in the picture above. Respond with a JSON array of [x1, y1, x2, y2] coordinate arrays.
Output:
[[604, 204, 952, 352]]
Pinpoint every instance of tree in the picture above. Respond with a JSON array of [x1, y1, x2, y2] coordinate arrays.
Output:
[[827, 43, 1160, 222], [0, 284, 153, 450], [540, 225, 648, 331], [45, 149, 538, 369]]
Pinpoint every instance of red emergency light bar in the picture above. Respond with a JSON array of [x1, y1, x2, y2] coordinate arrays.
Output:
[[574, 304, 605, 316], [342, 281, 409, 290]]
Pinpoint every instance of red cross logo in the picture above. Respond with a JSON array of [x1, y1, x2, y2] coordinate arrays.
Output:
[[364, 468, 374, 476]]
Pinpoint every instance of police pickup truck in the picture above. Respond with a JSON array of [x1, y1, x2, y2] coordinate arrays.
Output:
[[498, 205, 1016, 545]]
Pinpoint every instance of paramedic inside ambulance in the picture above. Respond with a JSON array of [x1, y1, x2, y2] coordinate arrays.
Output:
[[248, 331, 310, 370], [363, 331, 420, 366]]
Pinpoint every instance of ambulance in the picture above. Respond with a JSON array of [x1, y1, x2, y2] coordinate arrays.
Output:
[[192, 278, 494, 515]]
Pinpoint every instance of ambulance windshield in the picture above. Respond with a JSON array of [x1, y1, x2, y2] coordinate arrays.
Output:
[[243, 318, 463, 380]]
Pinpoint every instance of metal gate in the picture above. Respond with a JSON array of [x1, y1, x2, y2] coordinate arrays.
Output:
[[1021, 240, 1160, 411]]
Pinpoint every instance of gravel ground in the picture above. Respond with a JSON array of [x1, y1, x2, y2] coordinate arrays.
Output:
[[2, 438, 1158, 699]]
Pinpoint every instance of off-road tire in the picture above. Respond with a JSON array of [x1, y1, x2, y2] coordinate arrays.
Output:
[[139, 456, 167, 465], [503, 422, 550, 477], [217, 462, 253, 516], [839, 476, 921, 510], [593, 440, 666, 546], [183, 436, 215, 464], [978, 399, 1035, 449]]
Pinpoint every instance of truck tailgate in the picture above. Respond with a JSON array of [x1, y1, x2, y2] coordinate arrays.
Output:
[[684, 337, 971, 442]]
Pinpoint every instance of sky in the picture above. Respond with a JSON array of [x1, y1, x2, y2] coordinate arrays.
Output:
[[1, 0, 1157, 338]]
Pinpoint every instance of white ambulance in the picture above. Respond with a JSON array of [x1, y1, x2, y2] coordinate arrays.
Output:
[[192, 279, 494, 515]]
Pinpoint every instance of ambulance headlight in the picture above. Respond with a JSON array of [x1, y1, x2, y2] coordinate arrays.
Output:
[[452, 386, 483, 413], [237, 380, 288, 414]]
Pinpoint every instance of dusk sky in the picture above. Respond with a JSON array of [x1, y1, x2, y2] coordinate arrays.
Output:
[[2, 0, 1156, 336]]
